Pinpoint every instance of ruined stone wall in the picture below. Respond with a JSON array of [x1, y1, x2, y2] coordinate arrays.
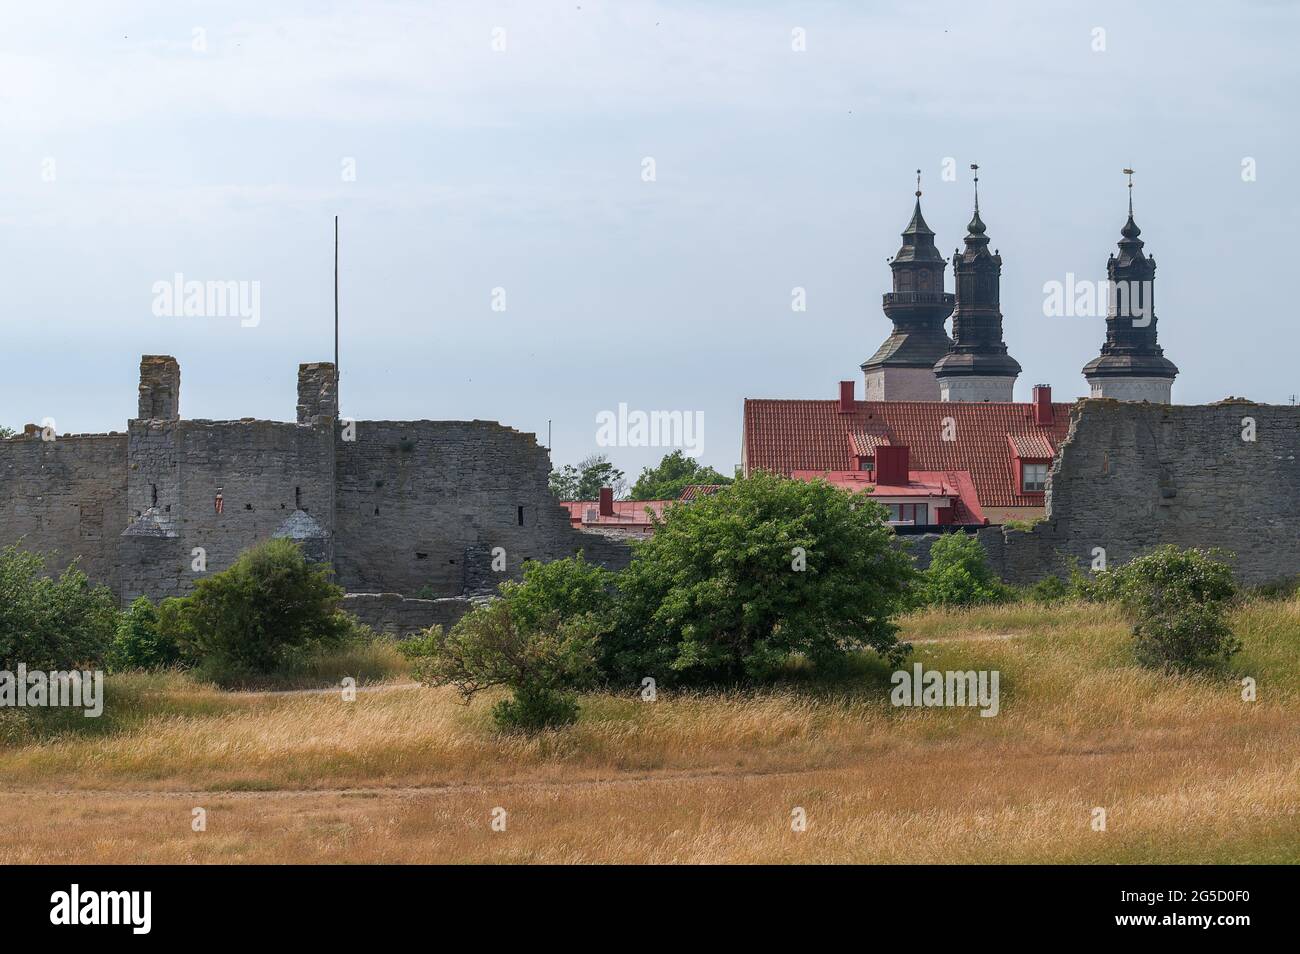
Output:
[[119, 418, 335, 602], [342, 593, 475, 636], [990, 400, 1300, 586], [0, 433, 128, 590], [333, 420, 630, 596]]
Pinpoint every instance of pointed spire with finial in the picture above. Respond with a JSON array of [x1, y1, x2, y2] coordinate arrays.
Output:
[[1117, 167, 1145, 259], [896, 168, 943, 261], [966, 163, 987, 237], [901, 168, 935, 241]]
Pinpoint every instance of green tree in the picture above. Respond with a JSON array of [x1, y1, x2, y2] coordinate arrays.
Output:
[[629, 450, 732, 500], [548, 464, 581, 499], [0, 545, 117, 670], [549, 454, 627, 500], [1088, 546, 1240, 670], [163, 538, 349, 680], [918, 533, 1010, 608], [0, 426, 16, 440], [0, 544, 118, 670], [412, 555, 612, 732], [108, 596, 181, 671], [606, 472, 914, 684]]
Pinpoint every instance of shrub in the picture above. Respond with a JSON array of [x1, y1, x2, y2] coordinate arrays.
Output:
[[491, 684, 580, 733], [1093, 546, 1240, 669], [411, 598, 599, 732], [918, 533, 1010, 608], [0, 544, 118, 670], [507, 553, 613, 634], [606, 471, 915, 685], [108, 596, 180, 671], [168, 539, 349, 681], [1020, 574, 1071, 604]]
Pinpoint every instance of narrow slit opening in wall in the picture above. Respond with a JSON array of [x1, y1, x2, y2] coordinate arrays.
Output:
[[150, 484, 158, 507], [295, 486, 302, 509], [517, 506, 524, 526]]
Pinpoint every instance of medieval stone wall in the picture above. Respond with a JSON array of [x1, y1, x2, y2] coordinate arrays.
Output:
[[983, 399, 1300, 586], [118, 418, 336, 602], [0, 432, 128, 589], [342, 593, 475, 636], [333, 419, 630, 596], [0, 358, 631, 607]]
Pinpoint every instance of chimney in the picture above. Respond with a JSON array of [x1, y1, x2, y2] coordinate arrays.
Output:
[[875, 445, 910, 485], [138, 355, 180, 421], [1032, 384, 1053, 426], [297, 362, 338, 424], [598, 487, 615, 517], [838, 380, 855, 414]]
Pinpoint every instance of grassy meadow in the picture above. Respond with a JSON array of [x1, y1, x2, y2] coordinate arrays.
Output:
[[1, 598, 1297, 863]]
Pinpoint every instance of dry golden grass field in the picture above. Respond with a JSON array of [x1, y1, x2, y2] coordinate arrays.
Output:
[[2, 600, 1297, 864]]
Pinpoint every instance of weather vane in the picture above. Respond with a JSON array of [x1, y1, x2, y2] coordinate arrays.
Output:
[[970, 163, 980, 212], [915, 168, 922, 198], [1123, 167, 1135, 214]]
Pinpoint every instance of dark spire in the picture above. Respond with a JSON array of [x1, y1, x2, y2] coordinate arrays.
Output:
[[1082, 169, 1177, 397], [932, 164, 1022, 397], [861, 174, 954, 391]]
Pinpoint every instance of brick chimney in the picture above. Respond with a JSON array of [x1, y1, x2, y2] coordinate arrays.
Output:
[[1032, 384, 1053, 426], [875, 445, 910, 485], [598, 487, 615, 516], [138, 355, 180, 421], [838, 380, 855, 414]]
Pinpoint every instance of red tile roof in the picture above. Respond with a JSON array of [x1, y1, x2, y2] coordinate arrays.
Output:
[[744, 399, 1073, 510], [847, 431, 891, 457], [677, 484, 724, 501], [559, 499, 672, 528], [1007, 432, 1056, 459], [790, 468, 986, 524]]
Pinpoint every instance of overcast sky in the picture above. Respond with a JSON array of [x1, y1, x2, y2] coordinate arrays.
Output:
[[3, 0, 1297, 478]]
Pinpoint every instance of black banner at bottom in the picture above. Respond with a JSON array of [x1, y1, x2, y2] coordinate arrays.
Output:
[[0, 864, 1285, 941]]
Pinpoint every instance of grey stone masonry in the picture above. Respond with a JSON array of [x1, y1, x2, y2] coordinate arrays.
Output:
[[138, 355, 180, 420], [0, 356, 631, 607], [297, 363, 337, 424], [342, 593, 475, 636], [977, 399, 1300, 586]]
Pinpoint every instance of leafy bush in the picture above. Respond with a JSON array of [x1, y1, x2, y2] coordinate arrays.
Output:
[[0, 544, 118, 670], [491, 684, 580, 733], [411, 598, 599, 732], [917, 533, 1010, 608], [1088, 546, 1240, 669], [1020, 574, 1071, 604], [165, 539, 349, 682], [606, 471, 915, 685], [108, 596, 180, 671], [507, 553, 613, 634]]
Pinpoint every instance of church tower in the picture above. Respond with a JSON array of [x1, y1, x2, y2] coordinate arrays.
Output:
[[1082, 171, 1177, 403], [933, 165, 1021, 402], [861, 173, 954, 401]]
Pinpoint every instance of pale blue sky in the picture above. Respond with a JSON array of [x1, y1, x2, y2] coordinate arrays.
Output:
[[2, 0, 1297, 478]]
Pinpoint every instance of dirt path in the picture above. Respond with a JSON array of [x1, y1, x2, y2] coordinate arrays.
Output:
[[0, 765, 818, 801]]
